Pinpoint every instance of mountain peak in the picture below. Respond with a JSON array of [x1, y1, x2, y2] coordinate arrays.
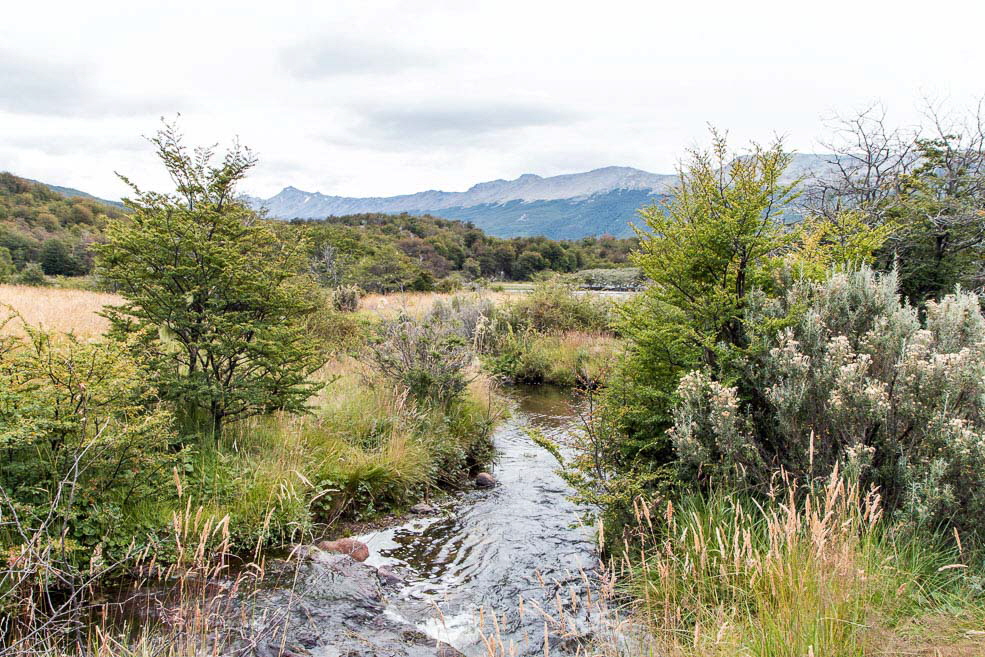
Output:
[[246, 155, 835, 239]]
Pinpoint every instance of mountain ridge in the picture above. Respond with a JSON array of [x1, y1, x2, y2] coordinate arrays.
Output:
[[246, 155, 833, 239]]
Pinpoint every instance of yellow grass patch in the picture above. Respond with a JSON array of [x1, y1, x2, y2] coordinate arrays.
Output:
[[0, 284, 122, 337], [358, 289, 521, 319]]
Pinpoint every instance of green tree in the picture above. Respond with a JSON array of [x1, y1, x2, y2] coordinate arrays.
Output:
[[40, 238, 81, 276], [514, 250, 548, 279], [890, 129, 985, 301], [628, 131, 798, 377], [0, 246, 14, 283], [96, 123, 325, 436], [609, 132, 799, 467]]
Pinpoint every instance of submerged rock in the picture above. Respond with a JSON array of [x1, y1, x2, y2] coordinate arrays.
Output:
[[317, 538, 370, 562], [376, 564, 403, 586], [474, 472, 497, 488]]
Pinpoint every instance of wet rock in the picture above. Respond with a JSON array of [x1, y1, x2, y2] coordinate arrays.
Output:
[[435, 642, 465, 657], [376, 564, 403, 586], [400, 628, 432, 644], [410, 502, 437, 514], [317, 538, 370, 562], [474, 472, 497, 488]]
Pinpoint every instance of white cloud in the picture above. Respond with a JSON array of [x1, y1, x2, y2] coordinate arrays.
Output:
[[1, 0, 983, 200]]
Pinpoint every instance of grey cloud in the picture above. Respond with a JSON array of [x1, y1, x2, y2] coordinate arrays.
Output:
[[0, 50, 181, 117], [355, 102, 577, 144], [281, 38, 437, 79], [0, 50, 87, 115], [4, 134, 146, 156]]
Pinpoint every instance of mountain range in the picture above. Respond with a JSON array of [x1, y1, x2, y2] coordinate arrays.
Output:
[[245, 154, 834, 239]]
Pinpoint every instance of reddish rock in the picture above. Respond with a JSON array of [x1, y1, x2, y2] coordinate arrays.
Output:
[[475, 472, 497, 488], [317, 538, 370, 562]]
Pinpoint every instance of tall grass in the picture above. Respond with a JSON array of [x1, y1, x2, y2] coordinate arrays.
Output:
[[607, 469, 982, 657], [490, 331, 620, 387], [0, 284, 120, 337], [190, 357, 500, 549], [359, 289, 521, 320]]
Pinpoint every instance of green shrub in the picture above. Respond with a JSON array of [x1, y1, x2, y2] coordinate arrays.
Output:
[[0, 321, 175, 569], [14, 262, 47, 286], [369, 312, 475, 408], [670, 267, 985, 538], [332, 284, 362, 312], [501, 278, 612, 334]]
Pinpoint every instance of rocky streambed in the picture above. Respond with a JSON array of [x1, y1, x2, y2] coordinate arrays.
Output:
[[236, 386, 600, 657]]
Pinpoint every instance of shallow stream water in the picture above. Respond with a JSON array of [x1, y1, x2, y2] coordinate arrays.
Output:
[[352, 385, 599, 655], [95, 387, 600, 657]]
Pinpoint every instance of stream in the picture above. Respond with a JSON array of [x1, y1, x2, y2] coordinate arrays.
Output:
[[354, 386, 598, 655], [99, 387, 600, 657]]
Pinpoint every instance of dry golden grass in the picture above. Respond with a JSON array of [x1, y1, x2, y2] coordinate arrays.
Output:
[[358, 289, 521, 319], [0, 285, 522, 339], [0, 284, 122, 337]]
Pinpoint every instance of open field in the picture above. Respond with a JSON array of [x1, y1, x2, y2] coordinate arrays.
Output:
[[0, 285, 526, 335], [358, 288, 524, 318], [0, 284, 122, 337]]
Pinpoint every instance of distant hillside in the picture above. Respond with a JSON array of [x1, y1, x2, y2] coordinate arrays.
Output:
[[281, 213, 637, 292], [33, 180, 125, 209], [0, 171, 636, 287], [247, 155, 838, 239], [0, 172, 126, 279]]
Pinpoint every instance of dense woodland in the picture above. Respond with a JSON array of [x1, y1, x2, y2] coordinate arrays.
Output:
[[0, 173, 126, 281], [283, 214, 634, 291]]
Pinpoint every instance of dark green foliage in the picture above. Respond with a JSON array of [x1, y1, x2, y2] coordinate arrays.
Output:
[[0, 172, 121, 278], [0, 247, 13, 283], [96, 123, 326, 435], [283, 214, 636, 291], [40, 239, 86, 276]]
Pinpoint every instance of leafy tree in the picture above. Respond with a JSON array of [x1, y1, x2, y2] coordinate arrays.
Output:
[[0, 246, 13, 283], [514, 250, 548, 279], [40, 238, 83, 276], [890, 125, 985, 301], [627, 131, 798, 380], [806, 101, 985, 303], [96, 123, 325, 435]]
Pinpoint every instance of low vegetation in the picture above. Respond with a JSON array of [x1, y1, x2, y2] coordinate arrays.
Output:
[[606, 472, 982, 657], [481, 278, 622, 387], [0, 126, 504, 653], [551, 118, 985, 655], [6, 102, 985, 656]]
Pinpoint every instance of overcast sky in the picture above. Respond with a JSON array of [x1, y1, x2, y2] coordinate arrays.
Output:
[[2, 0, 984, 200]]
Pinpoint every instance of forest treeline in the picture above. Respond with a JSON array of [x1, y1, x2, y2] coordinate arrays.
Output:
[[0, 172, 126, 282], [0, 172, 636, 289], [281, 214, 635, 291]]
